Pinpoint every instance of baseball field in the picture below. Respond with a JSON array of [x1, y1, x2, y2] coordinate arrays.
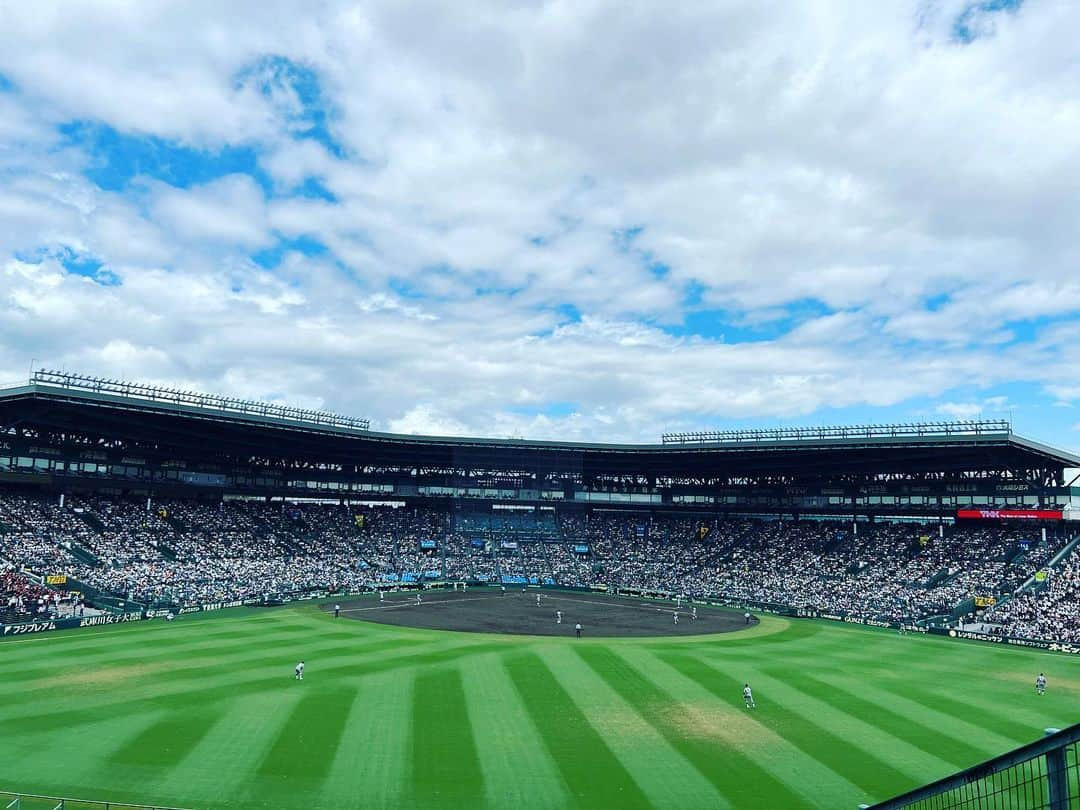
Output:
[[2, 591, 1076, 809]]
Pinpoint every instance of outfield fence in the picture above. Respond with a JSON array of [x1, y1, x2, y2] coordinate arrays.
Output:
[[863, 724, 1080, 809], [1, 791, 192, 810]]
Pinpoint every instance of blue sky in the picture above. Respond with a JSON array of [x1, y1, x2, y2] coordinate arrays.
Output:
[[1, 1, 1078, 448]]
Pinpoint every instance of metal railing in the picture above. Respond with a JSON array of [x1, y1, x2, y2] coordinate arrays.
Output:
[[29, 369, 369, 431], [863, 725, 1079, 809], [661, 420, 1011, 445], [1, 791, 192, 810]]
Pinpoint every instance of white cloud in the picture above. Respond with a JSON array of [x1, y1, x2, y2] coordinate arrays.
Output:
[[150, 175, 271, 249], [0, 1, 1078, 441], [388, 404, 470, 437], [936, 402, 985, 420]]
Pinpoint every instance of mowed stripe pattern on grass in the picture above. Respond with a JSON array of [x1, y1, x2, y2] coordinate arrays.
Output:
[[1, 603, 1077, 810]]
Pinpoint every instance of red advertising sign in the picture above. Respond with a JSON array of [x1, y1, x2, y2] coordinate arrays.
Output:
[[956, 509, 1063, 521]]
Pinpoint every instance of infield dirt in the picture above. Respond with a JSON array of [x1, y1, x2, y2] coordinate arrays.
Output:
[[321, 588, 757, 637]]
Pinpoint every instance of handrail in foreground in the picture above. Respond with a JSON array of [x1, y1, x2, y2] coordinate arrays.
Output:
[[862, 724, 1079, 809], [0, 790, 193, 810]]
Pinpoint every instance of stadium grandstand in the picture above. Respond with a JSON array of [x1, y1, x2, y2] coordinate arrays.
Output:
[[2, 370, 1078, 644], [2, 371, 1079, 810]]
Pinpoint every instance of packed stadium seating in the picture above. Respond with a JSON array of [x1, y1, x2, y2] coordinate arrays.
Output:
[[1, 490, 1076, 641], [983, 552, 1079, 642], [1, 568, 60, 623]]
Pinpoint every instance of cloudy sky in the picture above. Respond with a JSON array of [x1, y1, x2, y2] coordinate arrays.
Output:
[[1, 0, 1078, 445]]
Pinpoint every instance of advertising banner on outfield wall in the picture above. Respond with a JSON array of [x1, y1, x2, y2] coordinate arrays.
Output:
[[0, 610, 144, 636], [0, 618, 61, 636], [4, 586, 1078, 656], [708, 597, 1076, 653], [930, 627, 1080, 655]]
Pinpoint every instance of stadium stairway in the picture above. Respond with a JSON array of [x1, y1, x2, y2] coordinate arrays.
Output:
[[1016, 531, 1080, 593], [73, 509, 106, 534], [924, 568, 952, 588], [66, 541, 100, 567], [1002, 542, 1025, 564], [161, 513, 188, 534]]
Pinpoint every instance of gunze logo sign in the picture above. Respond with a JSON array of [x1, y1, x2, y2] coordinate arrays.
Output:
[[178, 599, 248, 615], [843, 616, 891, 628]]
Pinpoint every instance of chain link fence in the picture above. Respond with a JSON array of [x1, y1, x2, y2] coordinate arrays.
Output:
[[865, 725, 1079, 810]]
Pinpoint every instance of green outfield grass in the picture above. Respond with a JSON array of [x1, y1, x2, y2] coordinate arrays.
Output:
[[2, 603, 1076, 809]]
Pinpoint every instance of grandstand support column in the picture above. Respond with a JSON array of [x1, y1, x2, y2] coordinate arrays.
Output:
[[59, 492, 65, 508], [1044, 728, 1067, 810]]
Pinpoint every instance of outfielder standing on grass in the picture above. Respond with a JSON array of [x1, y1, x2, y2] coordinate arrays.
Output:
[[333, 603, 340, 618], [295, 661, 305, 681], [1036, 673, 1047, 695], [743, 683, 755, 708]]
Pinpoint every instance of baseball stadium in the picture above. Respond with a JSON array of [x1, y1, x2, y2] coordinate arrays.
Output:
[[1, 370, 1078, 810]]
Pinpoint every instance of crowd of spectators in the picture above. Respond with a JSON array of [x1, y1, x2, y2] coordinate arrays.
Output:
[[1, 567, 59, 623], [697, 521, 1065, 623], [983, 553, 1079, 642], [441, 532, 499, 582], [0, 494, 387, 606], [1, 491, 1075, 641], [0, 494, 87, 569]]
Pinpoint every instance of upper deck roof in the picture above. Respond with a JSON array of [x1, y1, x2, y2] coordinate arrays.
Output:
[[1, 380, 1077, 477]]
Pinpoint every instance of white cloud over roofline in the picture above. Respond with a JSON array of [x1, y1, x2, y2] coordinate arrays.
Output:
[[0, 1, 1077, 443]]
